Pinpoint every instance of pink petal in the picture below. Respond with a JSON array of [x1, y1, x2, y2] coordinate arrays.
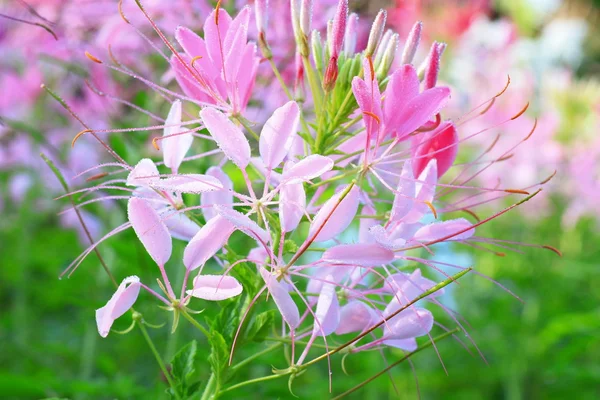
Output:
[[186, 275, 243, 300], [161, 210, 200, 241], [96, 276, 141, 338], [282, 155, 334, 184], [402, 159, 438, 223], [383, 338, 417, 351], [126, 158, 159, 187], [201, 166, 234, 221], [151, 174, 224, 194], [170, 54, 219, 104], [411, 121, 458, 179], [358, 205, 379, 243], [390, 161, 416, 221], [259, 101, 300, 169], [383, 307, 433, 339], [200, 107, 251, 169], [383, 65, 420, 130], [279, 176, 306, 233], [175, 26, 220, 81], [183, 215, 235, 271], [413, 218, 475, 242], [322, 243, 395, 266], [384, 269, 444, 298], [162, 100, 193, 172], [260, 267, 300, 329], [308, 184, 359, 242], [395, 87, 450, 139], [312, 276, 340, 336], [214, 205, 270, 245], [204, 8, 232, 67], [335, 300, 377, 335], [128, 198, 172, 266]]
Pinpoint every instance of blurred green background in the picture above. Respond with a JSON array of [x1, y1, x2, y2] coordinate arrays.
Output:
[[2, 0, 600, 399]]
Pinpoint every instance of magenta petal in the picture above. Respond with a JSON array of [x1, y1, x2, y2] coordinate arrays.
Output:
[[214, 205, 270, 245], [309, 184, 360, 242], [151, 174, 224, 194], [126, 158, 160, 187], [411, 121, 458, 179], [200, 107, 251, 169], [162, 100, 193, 172], [322, 243, 395, 266], [186, 275, 243, 300], [414, 218, 475, 242], [204, 8, 232, 66], [312, 276, 340, 336], [383, 65, 420, 129], [282, 155, 334, 184], [183, 215, 235, 271], [335, 300, 377, 335], [96, 276, 141, 338], [259, 101, 300, 169], [201, 166, 234, 221], [396, 87, 450, 139], [260, 267, 300, 330], [128, 198, 172, 266]]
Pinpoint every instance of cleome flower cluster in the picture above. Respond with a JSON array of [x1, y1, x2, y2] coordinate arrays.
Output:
[[61, 0, 554, 388]]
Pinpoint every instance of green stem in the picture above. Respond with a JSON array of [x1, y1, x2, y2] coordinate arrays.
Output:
[[137, 321, 181, 400], [201, 373, 216, 400], [302, 56, 324, 120], [234, 115, 260, 141], [180, 308, 211, 338], [219, 373, 286, 395], [331, 329, 460, 400], [231, 343, 282, 371], [267, 57, 293, 100]]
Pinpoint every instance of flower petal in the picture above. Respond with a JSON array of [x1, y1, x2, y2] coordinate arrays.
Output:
[[413, 218, 475, 242], [383, 307, 433, 339], [395, 87, 450, 139], [126, 158, 160, 187], [128, 198, 172, 266], [411, 121, 458, 179], [260, 267, 300, 329], [390, 162, 416, 221], [309, 184, 360, 242], [186, 275, 243, 300], [201, 166, 234, 221], [259, 101, 300, 169], [162, 100, 193, 172], [335, 300, 377, 335], [312, 276, 340, 336], [151, 174, 224, 194], [215, 205, 270, 244], [322, 243, 395, 266], [200, 107, 251, 169], [282, 155, 334, 184], [183, 215, 235, 271], [96, 276, 141, 338]]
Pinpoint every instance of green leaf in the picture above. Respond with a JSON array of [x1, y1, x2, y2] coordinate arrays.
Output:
[[283, 239, 299, 255], [208, 330, 230, 384], [169, 340, 202, 399], [245, 310, 275, 343]]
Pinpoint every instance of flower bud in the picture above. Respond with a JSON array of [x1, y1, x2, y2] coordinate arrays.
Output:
[[329, 0, 348, 59], [401, 21, 422, 65], [311, 30, 324, 71], [376, 33, 398, 80], [344, 13, 359, 56], [300, 0, 313, 36], [423, 41, 445, 89], [365, 9, 387, 58], [322, 57, 339, 93], [294, 52, 306, 102], [291, 0, 309, 55], [255, 0, 268, 34], [374, 29, 392, 67]]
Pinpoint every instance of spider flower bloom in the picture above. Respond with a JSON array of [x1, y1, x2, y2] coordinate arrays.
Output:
[[172, 7, 259, 114]]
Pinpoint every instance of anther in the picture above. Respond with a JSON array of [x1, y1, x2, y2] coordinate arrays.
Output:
[[363, 111, 381, 124], [504, 189, 530, 195], [424, 201, 438, 219], [72, 129, 92, 147], [542, 245, 562, 257], [85, 51, 102, 64], [511, 102, 529, 120], [495, 75, 511, 98], [152, 137, 160, 151], [86, 172, 109, 182]]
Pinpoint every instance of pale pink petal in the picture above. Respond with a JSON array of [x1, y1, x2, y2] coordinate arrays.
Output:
[[358, 205, 379, 243], [201, 166, 234, 221], [383, 307, 433, 339], [204, 8, 232, 67], [260, 267, 300, 329], [322, 243, 395, 266], [161, 210, 200, 241], [126, 158, 159, 187], [279, 181, 306, 233], [127, 198, 172, 266], [312, 276, 340, 336], [390, 161, 416, 221], [413, 218, 475, 242], [162, 100, 193, 172], [183, 215, 235, 271], [214, 205, 270, 244], [282, 155, 334, 184], [368, 225, 406, 249], [383, 269, 444, 298], [200, 107, 251, 169], [309, 184, 359, 242], [186, 275, 243, 300], [96, 276, 141, 338], [411, 121, 458, 178], [335, 300, 377, 335], [383, 338, 417, 351], [402, 159, 438, 223], [259, 101, 300, 169], [150, 174, 224, 194]]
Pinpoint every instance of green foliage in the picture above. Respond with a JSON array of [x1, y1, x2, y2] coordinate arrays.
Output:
[[168, 340, 202, 399]]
